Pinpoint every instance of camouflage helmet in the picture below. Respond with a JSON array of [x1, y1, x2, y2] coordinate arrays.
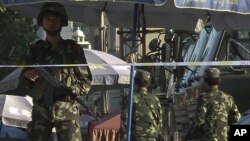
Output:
[[37, 2, 68, 26], [134, 70, 151, 83], [204, 67, 220, 79]]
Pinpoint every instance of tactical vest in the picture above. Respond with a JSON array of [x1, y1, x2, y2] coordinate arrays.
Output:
[[27, 39, 84, 101]]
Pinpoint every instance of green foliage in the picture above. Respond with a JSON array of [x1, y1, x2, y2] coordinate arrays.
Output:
[[0, 4, 37, 79]]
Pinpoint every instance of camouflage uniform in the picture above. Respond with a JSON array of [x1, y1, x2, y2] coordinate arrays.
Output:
[[22, 39, 92, 141], [189, 68, 241, 141], [120, 70, 163, 141], [20, 3, 92, 141]]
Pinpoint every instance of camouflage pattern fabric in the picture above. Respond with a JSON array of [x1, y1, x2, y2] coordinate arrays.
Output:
[[134, 69, 151, 82], [120, 87, 163, 141], [204, 68, 220, 78], [22, 39, 92, 141], [27, 104, 82, 141], [189, 89, 241, 141]]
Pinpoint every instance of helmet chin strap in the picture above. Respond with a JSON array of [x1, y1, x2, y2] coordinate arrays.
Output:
[[43, 27, 62, 36]]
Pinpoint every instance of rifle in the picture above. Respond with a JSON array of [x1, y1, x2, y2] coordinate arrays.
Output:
[[33, 67, 99, 120]]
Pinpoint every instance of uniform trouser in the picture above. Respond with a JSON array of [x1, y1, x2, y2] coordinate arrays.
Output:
[[26, 102, 82, 141], [26, 118, 82, 141]]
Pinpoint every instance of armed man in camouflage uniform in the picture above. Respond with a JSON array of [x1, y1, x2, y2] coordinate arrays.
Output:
[[188, 67, 241, 141], [21, 2, 92, 141], [120, 70, 163, 141]]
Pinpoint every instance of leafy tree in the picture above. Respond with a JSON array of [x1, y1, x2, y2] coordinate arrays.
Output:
[[0, 3, 37, 79]]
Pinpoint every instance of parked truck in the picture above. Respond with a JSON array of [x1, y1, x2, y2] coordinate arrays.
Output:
[[143, 24, 250, 141]]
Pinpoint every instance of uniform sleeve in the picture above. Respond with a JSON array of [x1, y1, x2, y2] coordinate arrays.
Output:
[[71, 43, 92, 96], [188, 94, 207, 138], [19, 43, 37, 96], [229, 96, 241, 123], [195, 95, 207, 125], [120, 96, 129, 140], [155, 97, 163, 131], [155, 97, 164, 140]]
